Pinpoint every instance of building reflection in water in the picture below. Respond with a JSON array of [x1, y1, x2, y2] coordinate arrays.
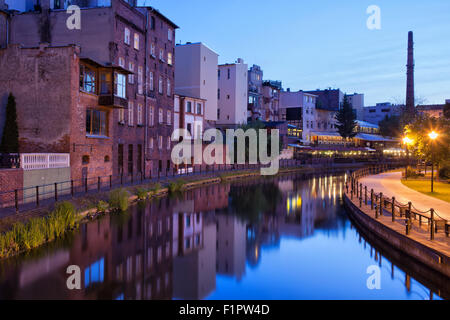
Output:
[[0, 173, 444, 300]]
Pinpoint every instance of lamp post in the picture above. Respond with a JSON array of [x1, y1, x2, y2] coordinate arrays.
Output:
[[403, 136, 413, 180], [428, 131, 439, 193]]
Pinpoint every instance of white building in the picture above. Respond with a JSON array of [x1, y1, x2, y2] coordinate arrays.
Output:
[[280, 90, 317, 145], [347, 93, 365, 121], [175, 42, 219, 125], [174, 94, 205, 140], [217, 58, 248, 127]]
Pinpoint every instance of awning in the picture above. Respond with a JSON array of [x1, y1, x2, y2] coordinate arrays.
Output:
[[309, 131, 341, 138], [355, 133, 396, 142]]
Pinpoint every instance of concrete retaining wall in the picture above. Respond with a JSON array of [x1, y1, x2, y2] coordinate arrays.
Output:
[[344, 195, 450, 278]]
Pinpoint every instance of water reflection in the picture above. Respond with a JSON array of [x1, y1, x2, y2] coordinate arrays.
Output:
[[0, 173, 446, 300]]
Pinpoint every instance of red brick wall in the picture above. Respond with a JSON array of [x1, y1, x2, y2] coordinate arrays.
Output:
[[0, 169, 23, 207]]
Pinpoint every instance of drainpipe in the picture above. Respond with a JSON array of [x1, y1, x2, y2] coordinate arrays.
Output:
[[144, 10, 149, 178]]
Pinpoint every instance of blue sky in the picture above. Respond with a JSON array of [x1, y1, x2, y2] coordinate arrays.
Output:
[[139, 0, 450, 106]]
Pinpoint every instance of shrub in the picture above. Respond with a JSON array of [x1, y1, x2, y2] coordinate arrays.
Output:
[[406, 167, 424, 179], [109, 189, 129, 212], [439, 165, 450, 180], [150, 183, 162, 193], [136, 188, 149, 201], [168, 179, 186, 194], [96, 200, 109, 213]]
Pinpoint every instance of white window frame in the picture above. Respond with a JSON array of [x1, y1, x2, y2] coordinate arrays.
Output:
[[137, 104, 143, 125], [149, 106, 154, 126], [149, 71, 154, 91], [115, 73, 126, 99], [167, 79, 171, 96], [138, 66, 143, 95], [124, 28, 130, 45], [118, 108, 125, 124], [168, 28, 173, 41], [167, 110, 171, 125], [158, 76, 163, 94], [134, 33, 140, 50], [158, 108, 163, 124], [167, 136, 171, 150], [158, 136, 163, 149], [128, 101, 134, 126], [167, 52, 173, 66], [128, 62, 134, 84]]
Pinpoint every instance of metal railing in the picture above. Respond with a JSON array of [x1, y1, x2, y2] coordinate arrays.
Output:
[[346, 166, 449, 240]]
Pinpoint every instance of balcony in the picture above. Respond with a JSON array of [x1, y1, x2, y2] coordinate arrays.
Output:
[[99, 94, 128, 108], [21, 154, 70, 171]]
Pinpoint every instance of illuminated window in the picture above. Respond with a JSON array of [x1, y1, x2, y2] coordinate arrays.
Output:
[[114, 73, 126, 98], [84, 258, 105, 288], [86, 109, 108, 137], [167, 52, 173, 65], [134, 33, 139, 50], [79, 65, 96, 94], [124, 28, 130, 45], [128, 62, 134, 84]]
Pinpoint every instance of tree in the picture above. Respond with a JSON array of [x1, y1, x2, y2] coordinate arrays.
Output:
[[404, 115, 450, 166], [444, 102, 450, 119], [379, 115, 402, 137], [335, 95, 357, 143], [0, 93, 19, 154]]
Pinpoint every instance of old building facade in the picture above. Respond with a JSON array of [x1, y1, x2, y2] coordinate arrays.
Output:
[[4, 0, 178, 179]]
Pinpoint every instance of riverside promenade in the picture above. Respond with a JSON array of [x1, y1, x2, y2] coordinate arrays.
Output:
[[360, 171, 450, 221], [344, 168, 450, 279]]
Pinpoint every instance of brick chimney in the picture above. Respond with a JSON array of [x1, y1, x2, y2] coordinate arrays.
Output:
[[406, 31, 415, 114]]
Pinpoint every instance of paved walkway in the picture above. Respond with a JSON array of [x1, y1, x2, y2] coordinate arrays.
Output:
[[360, 171, 450, 221]]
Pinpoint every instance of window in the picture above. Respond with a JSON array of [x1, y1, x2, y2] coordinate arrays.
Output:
[[158, 108, 163, 123], [158, 76, 163, 94], [80, 65, 96, 94], [128, 102, 134, 126], [186, 101, 192, 113], [197, 103, 202, 115], [150, 43, 156, 57], [118, 57, 125, 68], [167, 79, 171, 96], [167, 136, 171, 150], [150, 16, 155, 30], [159, 49, 164, 61], [227, 69, 230, 79], [149, 137, 154, 149], [218, 89, 220, 100], [138, 66, 143, 94], [134, 33, 139, 50], [86, 109, 108, 137], [158, 136, 163, 149], [149, 106, 154, 126], [118, 108, 125, 124], [114, 73, 126, 98], [167, 52, 173, 66], [168, 28, 173, 41], [149, 71, 154, 91], [167, 110, 171, 125], [128, 62, 134, 84], [218, 70, 220, 80], [124, 28, 130, 45], [137, 104, 143, 125], [99, 72, 111, 95]]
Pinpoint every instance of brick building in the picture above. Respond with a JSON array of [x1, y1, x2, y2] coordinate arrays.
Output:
[[4, 0, 178, 179]]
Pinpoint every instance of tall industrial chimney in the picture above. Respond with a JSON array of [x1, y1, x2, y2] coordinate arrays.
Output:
[[406, 31, 415, 114]]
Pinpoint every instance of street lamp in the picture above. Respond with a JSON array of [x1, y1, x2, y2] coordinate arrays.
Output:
[[403, 136, 413, 180], [428, 131, 439, 193]]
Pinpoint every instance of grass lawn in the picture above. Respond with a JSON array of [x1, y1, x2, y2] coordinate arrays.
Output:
[[401, 179, 450, 203]]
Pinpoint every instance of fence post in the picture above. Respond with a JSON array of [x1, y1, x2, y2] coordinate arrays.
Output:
[[392, 197, 395, 222], [371, 189, 374, 210], [406, 202, 412, 235], [54, 183, 58, 202], [85, 178, 88, 193], [98, 177, 101, 192], [430, 209, 435, 240], [364, 186, 367, 205], [15, 189, 19, 214], [71, 180, 74, 198], [377, 192, 383, 219], [36, 186, 40, 207], [110, 175, 112, 189]]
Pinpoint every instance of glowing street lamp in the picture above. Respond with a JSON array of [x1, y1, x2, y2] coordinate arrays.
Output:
[[403, 136, 413, 180], [428, 131, 439, 193]]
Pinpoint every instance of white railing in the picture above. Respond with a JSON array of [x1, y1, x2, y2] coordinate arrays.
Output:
[[20, 153, 70, 171]]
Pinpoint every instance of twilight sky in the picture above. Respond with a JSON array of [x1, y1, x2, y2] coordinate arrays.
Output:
[[139, 0, 450, 106]]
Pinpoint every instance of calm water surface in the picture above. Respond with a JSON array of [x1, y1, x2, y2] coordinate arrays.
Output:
[[0, 173, 446, 300]]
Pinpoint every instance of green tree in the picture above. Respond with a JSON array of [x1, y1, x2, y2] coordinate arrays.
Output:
[[335, 95, 357, 143], [0, 93, 19, 153], [404, 116, 450, 165], [379, 115, 402, 137]]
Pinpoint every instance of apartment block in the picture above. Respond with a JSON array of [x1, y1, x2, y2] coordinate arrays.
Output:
[[347, 93, 365, 120], [175, 42, 219, 127], [4, 0, 178, 179], [363, 102, 403, 124], [174, 94, 205, 140], [261, 80, 282, 122], [280, 90, 317, 145], [217, 58, 248, 128], [247, 64, 264, 122]]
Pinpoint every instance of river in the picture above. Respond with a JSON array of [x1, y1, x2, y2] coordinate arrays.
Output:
[[0, 173, 445, 300]]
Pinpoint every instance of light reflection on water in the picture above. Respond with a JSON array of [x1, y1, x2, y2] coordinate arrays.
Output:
[[0, 173, 445, 300]]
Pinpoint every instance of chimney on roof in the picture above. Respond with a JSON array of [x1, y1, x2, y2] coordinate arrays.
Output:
[[236, 58, 244, 64]]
